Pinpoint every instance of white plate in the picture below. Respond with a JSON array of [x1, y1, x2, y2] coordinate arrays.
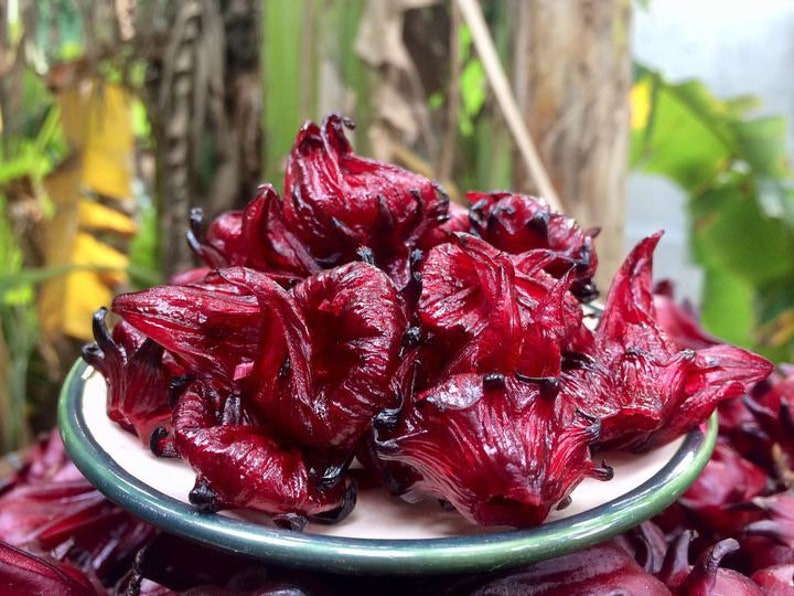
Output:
[[59, 360, 716, 574]]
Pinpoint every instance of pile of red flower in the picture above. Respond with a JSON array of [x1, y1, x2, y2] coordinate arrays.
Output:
[[79, 114, 770, 529], [0, 114, 791, 594]]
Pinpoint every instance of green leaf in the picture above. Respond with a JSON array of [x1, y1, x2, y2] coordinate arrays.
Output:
[[631, 75, 731, 190], [690, 178, 794, 286], [0, 265, 115, 294], [263, 0, 307, 188], [733, 116, 789, 179], [459, 58, 486, 137], [755, 278, 794, 361], [699, 269, 755, 347], [127, 204, 163, 289], [632, 66, 794, 353]]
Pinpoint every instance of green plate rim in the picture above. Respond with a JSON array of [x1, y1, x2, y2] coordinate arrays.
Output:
[[58, 359, 717, 576]]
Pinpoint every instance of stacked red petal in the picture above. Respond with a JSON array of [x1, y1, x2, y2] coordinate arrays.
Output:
[[82, 114, 772, 529]]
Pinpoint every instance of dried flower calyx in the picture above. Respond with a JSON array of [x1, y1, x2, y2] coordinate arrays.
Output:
[[83, 114, 772, 529]]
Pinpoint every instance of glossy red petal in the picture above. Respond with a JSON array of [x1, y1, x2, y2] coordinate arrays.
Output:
[[678, 441, 768, 534], [224, 263, 407, 449], [467, 191, 599, 301], [451, 542, 670, 595], [376, 373, 604, 527], [282, 114, 449, 286], [111, 271, 262, 380], [0, 432, 156, 586], [189, 184, 319, 284], [0, 541, 103, 596], [82, 310, 172, 445], [575, 234, 773, 452], [172, 380, 352, 518], [597, 232, 668, 354], [417, 235, 524, 381]]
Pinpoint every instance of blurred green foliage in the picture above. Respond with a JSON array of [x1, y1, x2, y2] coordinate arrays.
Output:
[[631, 65, 794, 361]]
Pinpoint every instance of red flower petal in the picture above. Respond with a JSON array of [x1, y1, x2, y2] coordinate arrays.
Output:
[[172, 380, 353, 519], [283, 114, 449, 286], [223, 262, 407, 449], [677, 441, 767, 534], [467, 191, 599, 301], [572, 234, 773, 452], [453, 541, 670, 595], [0, 431, 155, 586], [375, 373, 605, 527], [82, 310, 173, 445], [0, 541, 103, 596], [112, 271, 262, 380], [188, 184, 319, 284]]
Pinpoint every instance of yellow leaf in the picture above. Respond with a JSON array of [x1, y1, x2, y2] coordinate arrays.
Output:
[[82, 84, 134, 200], [61, 233, 129, 341], [61, 269, 114, 341], [57, 82, 90, 149], [41, 78, 136, 341], [79, 201, 138, 236], [37, 208, 80, 338], [56, 81, 134, 200], [43, 154, 83, 209], [630, 79, 652, 131], [39, 229, 129, 341], [758, 310, 794, 350], [72, 232, 128, 285]]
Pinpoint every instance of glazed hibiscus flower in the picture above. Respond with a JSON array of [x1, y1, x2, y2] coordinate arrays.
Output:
[[374, 373, 609, 527], [187, 184, 318, 285], [282, 114, 450, 287], [109, 262, 406, 520], [467, 191, 599, 301], [415, 234, 526, 383], [82, 311, 174, 447], [223, 262, 408, 450], [415, 234, 587, 388], [188, 115, 452, 289], [171, 379, 354, 524], [564, 233, 773, 452]]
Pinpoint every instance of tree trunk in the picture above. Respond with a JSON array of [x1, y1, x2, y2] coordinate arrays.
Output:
[[512, 0, 632, 293], [141, 0, 261, 279]]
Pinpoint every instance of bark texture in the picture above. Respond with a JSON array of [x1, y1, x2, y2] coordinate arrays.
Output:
[[142, 0, 262, 278], [512, 0, 632, 292]]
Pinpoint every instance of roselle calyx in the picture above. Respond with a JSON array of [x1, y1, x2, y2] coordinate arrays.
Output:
[[171, 379, 354, 521], [750, 564, 794, 595], [82, 309, 173, 447], [282, 114, 450, 287], [565, 233, 773, 452], [187, 184, 317, 285], [415, 234, 586, 388], [467, 191, 599, 301], [375, 373, 609, 527], [746, 492, 794, 549]]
